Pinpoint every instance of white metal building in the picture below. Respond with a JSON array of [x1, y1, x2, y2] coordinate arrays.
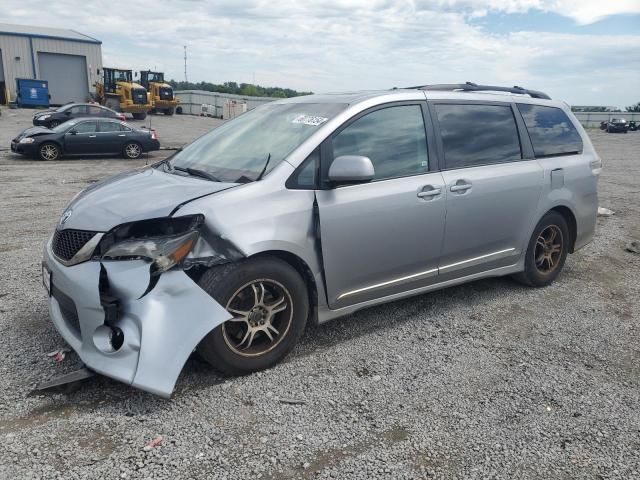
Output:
[[175, 90, 278, 117], [0, 23, 102, 105]]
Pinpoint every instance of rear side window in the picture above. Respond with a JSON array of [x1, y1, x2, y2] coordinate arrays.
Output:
[[435, 104, 521, 169], [331, 105, 428, 181], [517, 104, 583, 157]]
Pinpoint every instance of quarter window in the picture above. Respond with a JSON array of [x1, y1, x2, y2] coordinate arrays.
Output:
[[435, 104, 522, 169], [517, 104, 583, 157], [331, 105, 428, 181]]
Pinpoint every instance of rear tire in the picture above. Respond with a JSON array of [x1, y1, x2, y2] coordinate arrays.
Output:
[[123, 141, 142, 159], [197, 256, 309, 375], [38, 142, 61, 161], [513, 212, 569, 287], [176, 106, 183, 114], [164, 108, 174, 116], [132, 112, 147, 120]]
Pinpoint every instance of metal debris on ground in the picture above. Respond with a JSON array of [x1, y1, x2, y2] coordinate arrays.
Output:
[[279, 398, 307, 405]]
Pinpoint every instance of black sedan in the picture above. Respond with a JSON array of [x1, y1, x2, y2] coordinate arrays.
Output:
[[604, 118, 629, 133], [32, 103, 126, 129], [11, 118, 160, 161]]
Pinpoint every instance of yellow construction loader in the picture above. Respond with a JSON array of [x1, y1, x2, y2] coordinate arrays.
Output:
[[140, 71, 179, 115], [94, 68, 152, 120]]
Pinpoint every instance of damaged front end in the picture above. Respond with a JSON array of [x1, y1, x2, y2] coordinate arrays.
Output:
[[43, 214, 239, 397]]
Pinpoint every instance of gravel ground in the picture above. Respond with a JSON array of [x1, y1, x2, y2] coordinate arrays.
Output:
[[0, 108, 639, 479]]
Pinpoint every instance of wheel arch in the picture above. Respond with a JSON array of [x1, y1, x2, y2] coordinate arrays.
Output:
[[250, 250, 318, 325], [547, 205, 577, 253], [38, 139, 64, 155]]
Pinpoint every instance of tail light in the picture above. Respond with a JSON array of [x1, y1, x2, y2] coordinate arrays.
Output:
[[590, 158, 602, 176], [150, 128, 158, 140]]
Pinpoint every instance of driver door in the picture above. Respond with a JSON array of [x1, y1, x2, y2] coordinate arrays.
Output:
[[315, 103, 446, 309], [64, 120, 98, 154]]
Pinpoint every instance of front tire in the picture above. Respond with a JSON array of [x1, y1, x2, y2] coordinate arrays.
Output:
[[48, 120, 60, 129], [164, 108, 174, 116], [38, 142, 61, 161], [513, 212, 569, 287], [123, 142, 142, 159], [132, 112, 147, 120], [197, 256, 309, 375]]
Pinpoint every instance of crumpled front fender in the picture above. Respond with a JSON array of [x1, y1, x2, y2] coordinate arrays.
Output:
[[102, 262, 232, 397]]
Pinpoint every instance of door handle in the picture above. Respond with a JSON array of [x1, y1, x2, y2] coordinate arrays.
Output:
[[417, 187, 441, 198], [118, 134, 126, 137], [88, 135, 97, 138], [450, 182, 471, 192]]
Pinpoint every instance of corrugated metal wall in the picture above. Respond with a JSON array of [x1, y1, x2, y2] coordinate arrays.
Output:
[[0, 34, 101, 103], [175, 90, 279, 116], [0, 35, 33, 101]]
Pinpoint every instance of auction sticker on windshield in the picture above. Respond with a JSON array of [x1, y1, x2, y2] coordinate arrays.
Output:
[[292, 115, 328, 126]]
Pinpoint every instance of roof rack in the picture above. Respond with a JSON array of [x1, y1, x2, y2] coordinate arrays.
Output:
[[405, 82, 551, 100]]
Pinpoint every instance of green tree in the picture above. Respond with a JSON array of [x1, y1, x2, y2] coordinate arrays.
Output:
[[626, 102, 640, 112]]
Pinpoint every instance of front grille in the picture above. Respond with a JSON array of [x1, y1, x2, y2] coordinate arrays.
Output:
[[132, 88, 148, 105], [51, 283, 81, 335], [159, 87, 173, 100], [52, 229, 96, 261]]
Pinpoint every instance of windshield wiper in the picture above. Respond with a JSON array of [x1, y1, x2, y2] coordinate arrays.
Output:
[[255, 153, 271, 181], [173, 166, 221, 182]]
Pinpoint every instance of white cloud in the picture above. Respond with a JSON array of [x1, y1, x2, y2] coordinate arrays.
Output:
[[0, 0, 638, 105]]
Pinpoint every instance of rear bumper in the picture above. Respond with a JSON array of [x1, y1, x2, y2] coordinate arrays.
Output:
[[43, 237, 232, 397], [147, 139, 161, 152]]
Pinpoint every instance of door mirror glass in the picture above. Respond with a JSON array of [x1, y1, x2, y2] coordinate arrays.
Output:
[[328, 155, 375, 185]]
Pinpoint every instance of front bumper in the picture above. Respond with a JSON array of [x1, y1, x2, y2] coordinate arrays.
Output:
[[10, 140, 37, 155], [43, 237, 232, 397]]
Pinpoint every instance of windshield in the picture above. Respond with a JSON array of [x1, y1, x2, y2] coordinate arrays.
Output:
[[167, 102, 346, 183], [56, 104, 73, 113]]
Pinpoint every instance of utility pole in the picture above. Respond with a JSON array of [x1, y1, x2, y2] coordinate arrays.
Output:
[[184, 45, 188, 83]]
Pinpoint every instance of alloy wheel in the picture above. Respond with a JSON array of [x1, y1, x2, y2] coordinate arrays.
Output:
[[40, 144, 59, 161], [534, 225, 563, 274], [125, 143, 141, 158], [222, 279, 293, 357]]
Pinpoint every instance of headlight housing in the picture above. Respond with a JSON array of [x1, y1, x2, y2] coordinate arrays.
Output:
[[102, 230, 199, 275], [39, 114, 51, 120], [99, 215, 204, 275], [19, 137, 35, 144]]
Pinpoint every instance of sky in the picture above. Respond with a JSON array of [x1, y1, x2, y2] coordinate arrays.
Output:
[[1, 0, 639, 107]]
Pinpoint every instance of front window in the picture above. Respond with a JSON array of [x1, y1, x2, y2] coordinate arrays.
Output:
[[167, 102, 346, 183]]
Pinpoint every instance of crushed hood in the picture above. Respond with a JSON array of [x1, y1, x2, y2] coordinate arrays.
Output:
[[15, 126, 52, 140], [61, 167, 237, 232]]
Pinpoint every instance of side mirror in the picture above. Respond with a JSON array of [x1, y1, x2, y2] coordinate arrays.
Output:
[[65, 111, 71, 115], [328, 155, 375, 185], [68, 129, 77, 135]]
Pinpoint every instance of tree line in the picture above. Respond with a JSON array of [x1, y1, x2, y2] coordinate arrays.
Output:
[[168, 80, 312, 98]]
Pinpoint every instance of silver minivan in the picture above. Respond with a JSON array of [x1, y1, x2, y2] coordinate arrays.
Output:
[[42, 83, 601, 397]]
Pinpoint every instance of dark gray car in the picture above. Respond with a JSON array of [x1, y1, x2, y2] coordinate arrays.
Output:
[[42, 84, 600, 397], [12, 118, 160, 160]]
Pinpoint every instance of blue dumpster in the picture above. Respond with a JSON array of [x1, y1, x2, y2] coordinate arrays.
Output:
[[16, 78, 50, 108]]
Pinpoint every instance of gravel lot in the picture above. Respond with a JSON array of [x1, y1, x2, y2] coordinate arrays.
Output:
[[0, 108, 639, 479]]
